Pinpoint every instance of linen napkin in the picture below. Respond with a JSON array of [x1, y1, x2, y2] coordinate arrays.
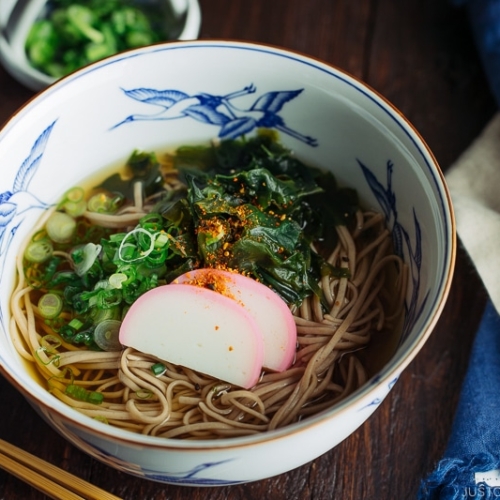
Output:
[[418, 1, 500, 497]]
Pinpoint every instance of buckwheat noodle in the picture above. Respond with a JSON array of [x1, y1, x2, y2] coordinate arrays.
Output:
[[10, 175, 407, 439]]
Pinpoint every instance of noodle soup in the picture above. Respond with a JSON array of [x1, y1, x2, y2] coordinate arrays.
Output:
[[10, 133, 406, 439]]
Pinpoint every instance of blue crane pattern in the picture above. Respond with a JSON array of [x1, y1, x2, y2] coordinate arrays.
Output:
[[0, 120, 55, 329], [112, 84, 319, 147], [357, 158, 427, 337]]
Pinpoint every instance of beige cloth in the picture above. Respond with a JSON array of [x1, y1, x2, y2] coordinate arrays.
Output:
[[446, 113, 500, 313]]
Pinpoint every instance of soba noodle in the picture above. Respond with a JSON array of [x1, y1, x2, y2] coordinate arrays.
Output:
[[10, 139, 407, 439]]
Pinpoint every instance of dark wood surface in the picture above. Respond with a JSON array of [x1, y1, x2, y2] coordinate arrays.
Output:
[[0, 0, 494, 498]]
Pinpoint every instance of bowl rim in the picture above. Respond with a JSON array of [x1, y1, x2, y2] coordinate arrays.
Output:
[[0, 38, 457, 452]]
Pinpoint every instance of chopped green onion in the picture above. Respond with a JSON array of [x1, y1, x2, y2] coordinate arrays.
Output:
[[41, 335, 62, 351], [95, 289, 122, 309], [66, 5, 104, 44], [87, 193, 108, 213], [45, 211, 77, 243], [118, 228, 155, 263], [145, 249, 167, 267], [94, 319, 122, 352], [65, 384, 104, 405], [126, 30, 153, 48], [72, 242, 102, 276], [87, 191, 123, 214], [35, 335, 61, 366], [68, 318, 84, 330], [45, 316, 66, 333], [67, 187, 84, 202], [136, 389, 153, 399], [140, 213, 163, 231], [25, 0, 168, 79], [108, 273, 127, 289], [35, 347, 60, 366], [93, 279, 110, 291], [63, 200, 87, 218], [151, 362, 166, 377], [118, 242, 136, 261], [155, 231, 170, 248], [93, 416, 109, 424], [91, 305, 120, 324], [38, 293, 63, 319], [59, 186, 84, 205], [109, 233, 126, 243], [24, 239, 53, 263]]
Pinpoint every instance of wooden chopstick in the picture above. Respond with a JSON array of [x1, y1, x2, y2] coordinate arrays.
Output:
[[0, 438, 122, 500], [0, 450, 84, 499]]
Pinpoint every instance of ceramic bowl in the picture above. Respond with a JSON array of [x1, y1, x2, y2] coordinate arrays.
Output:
[[0, 0, 202, 91], [0, 40, 455, 485]]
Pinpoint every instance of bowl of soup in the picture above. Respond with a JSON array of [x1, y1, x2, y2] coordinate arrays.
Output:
[[0, 40, 455, 485]]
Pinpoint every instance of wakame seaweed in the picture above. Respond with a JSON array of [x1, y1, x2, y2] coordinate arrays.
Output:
[[164, 134, 359, 303]]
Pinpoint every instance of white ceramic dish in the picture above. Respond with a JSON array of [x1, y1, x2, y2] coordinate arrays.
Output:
[[0, 0, 202, 91], [0, 40, 455, 485]]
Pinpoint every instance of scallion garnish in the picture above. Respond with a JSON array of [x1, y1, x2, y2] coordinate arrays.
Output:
[[151, 362, 166, 377], [87, 191, 123, 214], [45, 211, 77, 243], [38, 293, 63, 319], [35, 335, 62, 366], [68, 318, 84, 330], [25, 0, 169, 79], [118, 227, 156, 263], [24, 239, 53, 263], [91, 305, 120, 324], [93, 319, 122, 352], [93, 416, 109, 424], [65, 384, 104, 405], [72, 242, 102, 277], [34, 348, 60, 366], [63, 200, 87, 218], [108, 273, 127, 289], [58, 186, 84, 206], [135, 389, 153, 399]]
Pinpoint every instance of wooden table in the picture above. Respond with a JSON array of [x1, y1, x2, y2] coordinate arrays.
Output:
[[0, 0, 495, 498]]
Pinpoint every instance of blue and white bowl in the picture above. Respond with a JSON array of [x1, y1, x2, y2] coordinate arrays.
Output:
[[0, 40, 455, 485]]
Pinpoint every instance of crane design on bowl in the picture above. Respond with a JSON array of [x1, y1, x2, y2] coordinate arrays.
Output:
[[112, 84, 319, 147]]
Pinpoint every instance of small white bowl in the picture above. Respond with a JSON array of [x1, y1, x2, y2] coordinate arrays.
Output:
[[0, 0, 202, 91], [0, 40, 455, 485]]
